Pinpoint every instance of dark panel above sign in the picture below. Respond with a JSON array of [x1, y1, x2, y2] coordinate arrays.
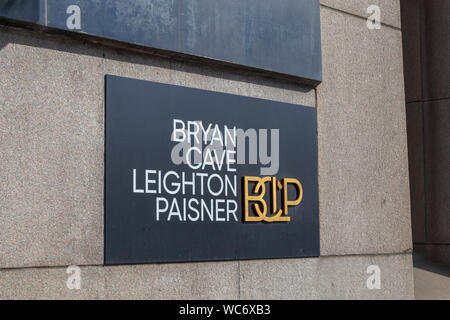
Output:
[[0, 0, 42, 23], [104, 75, 320, 264], [0, 0, 322, 84]]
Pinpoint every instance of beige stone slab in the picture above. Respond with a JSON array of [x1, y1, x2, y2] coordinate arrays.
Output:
[[0, 254, 413, 300], [317, 7, 412, 256], [0, 261, 239, 300], [104, 47, 316, 107], [240, 254, 414, 300], [0, 266, 104, 300], [103, 261, 239, 300], [320, 0, 401, 28], [0, 27, 104, 268], [422, 0, 450, 100]]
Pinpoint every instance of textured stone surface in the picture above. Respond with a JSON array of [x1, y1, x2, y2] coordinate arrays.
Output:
[[0, 27, 104, 268], [424, 100, 450, 244], [240, 254, 414, 300], [414, 267, 450, 300], [413, 248, 450, 299], [321, 0, 401, 28], [104, 47, 316, 107], [317, 7, 412, 256], [0, 261, 239, 300], [0, 266, 104, 300], [103, 262, 239, 300], [406, 103, 426, 243], [0, 254, 413, 299]]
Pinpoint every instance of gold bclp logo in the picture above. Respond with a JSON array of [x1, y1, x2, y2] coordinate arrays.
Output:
[[243, 176, 303, 222]]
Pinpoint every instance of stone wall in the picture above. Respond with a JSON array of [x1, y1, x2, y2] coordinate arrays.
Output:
[[0, 1, 413, 299]]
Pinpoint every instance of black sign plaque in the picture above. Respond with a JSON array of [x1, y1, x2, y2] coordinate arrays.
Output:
[[0, 0, 322, 84], [105, 75, 319, 264]]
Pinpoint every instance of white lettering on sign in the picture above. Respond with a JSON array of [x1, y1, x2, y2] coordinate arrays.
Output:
[[131, 118, 282, 223]]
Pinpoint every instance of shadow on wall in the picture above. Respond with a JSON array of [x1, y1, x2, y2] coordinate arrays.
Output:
[[401, 0, 450, 271]]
